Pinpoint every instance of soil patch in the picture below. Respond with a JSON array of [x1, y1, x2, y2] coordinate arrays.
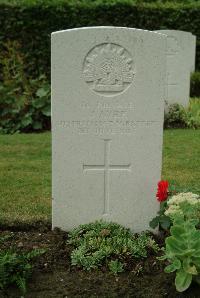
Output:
[[0, 224, 199, 298]]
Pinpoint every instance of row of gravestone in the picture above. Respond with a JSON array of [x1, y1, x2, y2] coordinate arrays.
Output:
[[51, 27, 196, 233]]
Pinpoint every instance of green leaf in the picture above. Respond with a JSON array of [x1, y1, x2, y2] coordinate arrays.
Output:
[[175, 269, 192, 292], [160, 215, 171, 230], [149, 216, 159, 229], [164, 258, 181, 273], [20, 116, 32, 127], [41, 105, 51, 116], [32, 98, 45, 108], [36, 87, 49, 98], [166, 237, 187, 255], [157, 253, 169, 261]]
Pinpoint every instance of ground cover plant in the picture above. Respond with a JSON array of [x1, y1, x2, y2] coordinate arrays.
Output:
[[0, 212, 199, 296], [2, 226, 200, 297], [68, 221, 159, 273]]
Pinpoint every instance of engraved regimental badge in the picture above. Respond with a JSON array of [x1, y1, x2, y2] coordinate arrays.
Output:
[[83, 43, 135, 96]]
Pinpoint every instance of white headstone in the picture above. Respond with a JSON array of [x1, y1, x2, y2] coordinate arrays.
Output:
[[52, 27, 166, 232], [156, 30, 196, 107]]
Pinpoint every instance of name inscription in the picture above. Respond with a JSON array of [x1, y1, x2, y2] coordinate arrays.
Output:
[[57, 100, 159, 135]]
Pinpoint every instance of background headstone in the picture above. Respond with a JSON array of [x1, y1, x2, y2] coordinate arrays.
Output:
[[156, 30, 196, 107], [190, 34, 196, 73], [52, 27, 166, 232]]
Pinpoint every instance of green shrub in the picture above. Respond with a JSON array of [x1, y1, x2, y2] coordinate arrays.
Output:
[[164, 99, 200, 129], [68, 221, 159, 272], [191, 72, 200, 97], [0, 0, 199, 80], [164, 104, 187, 129], [0, 249, 45, 294], [0, 40, 50, 134]]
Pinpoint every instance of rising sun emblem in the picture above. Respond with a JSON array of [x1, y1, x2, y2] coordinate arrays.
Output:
[[83, 43, 135, 96]]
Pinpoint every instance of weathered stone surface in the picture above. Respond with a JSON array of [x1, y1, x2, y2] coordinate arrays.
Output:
[[156, 30, 196, 107], [52, 27, 166, 232]]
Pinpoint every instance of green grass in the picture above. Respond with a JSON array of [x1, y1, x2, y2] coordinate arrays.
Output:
[[162, 129, 200, 194], [0, 133, 51, 224], [0, 129, 199, 225]]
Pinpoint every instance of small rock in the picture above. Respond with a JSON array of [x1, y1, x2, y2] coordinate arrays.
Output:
[[18, 242, 23, 248]]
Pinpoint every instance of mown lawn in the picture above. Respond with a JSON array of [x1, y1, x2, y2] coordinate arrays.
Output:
[[162, 129, 200, 194], [0, 133, 51, 224], [0, 129, 199, 225]]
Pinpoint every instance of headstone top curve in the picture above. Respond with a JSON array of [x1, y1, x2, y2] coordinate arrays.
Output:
[[157, 29, 194, 37], [51, 26, 166, 38]]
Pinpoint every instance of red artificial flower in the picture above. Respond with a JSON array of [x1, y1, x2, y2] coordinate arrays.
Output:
[[156, 180, 169, 202]]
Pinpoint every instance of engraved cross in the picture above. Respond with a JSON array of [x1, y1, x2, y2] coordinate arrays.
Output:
[[83, 139, 131, 216]]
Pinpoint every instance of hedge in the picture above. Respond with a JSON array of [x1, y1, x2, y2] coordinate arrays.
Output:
[[0, 0, 200, 79], [191, 71, 200, 97]]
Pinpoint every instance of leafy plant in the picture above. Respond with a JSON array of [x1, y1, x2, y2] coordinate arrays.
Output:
[[68, 221, 159, 272], [149, 201, 171, 231], [164, 104, 187, 129], [159, 201, 200, 292], [108, 260, 124, 274], [0, 40, 50, 134], [0, 235, 13, 244], [185, 98, 200, 129], [0, 249, 45, 294]]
